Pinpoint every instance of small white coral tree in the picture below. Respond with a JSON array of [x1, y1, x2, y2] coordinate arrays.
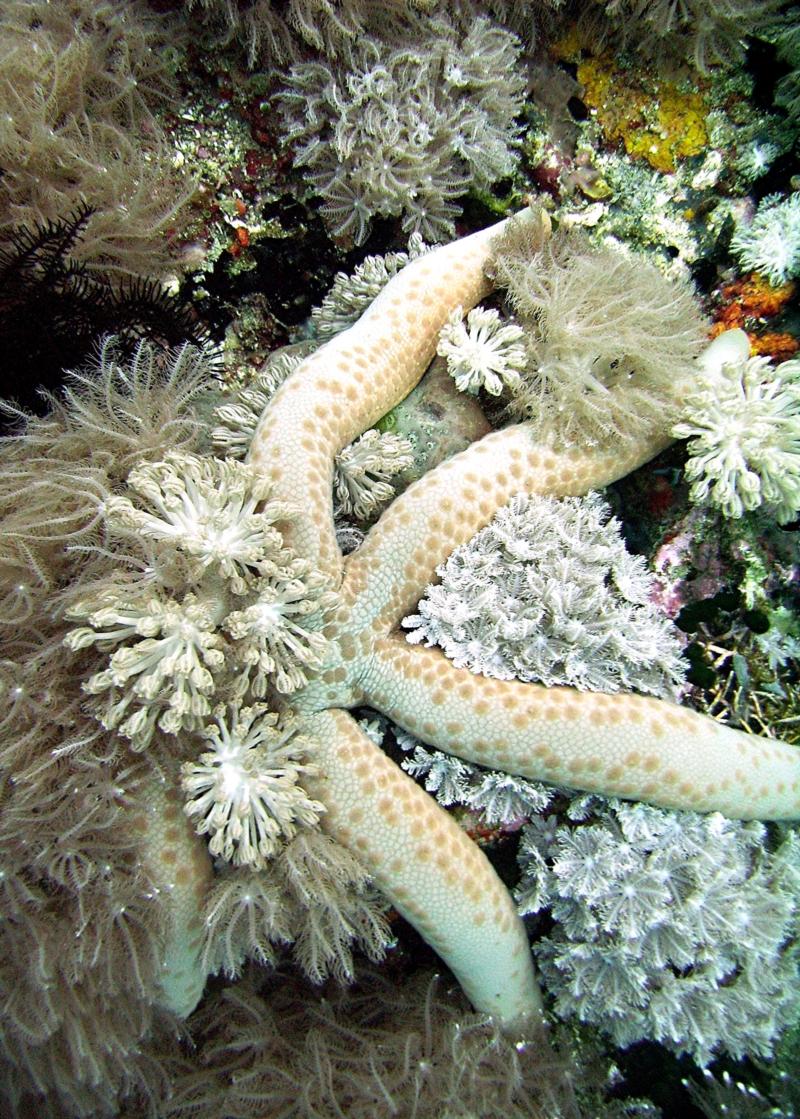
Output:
[[730, 192, 800, 285], [181, 703, 324, 868], [437, 305, 527, 396], [65, 450, 337, 747]]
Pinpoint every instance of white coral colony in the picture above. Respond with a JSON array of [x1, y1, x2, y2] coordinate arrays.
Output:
[[672, 330, 800, 522]]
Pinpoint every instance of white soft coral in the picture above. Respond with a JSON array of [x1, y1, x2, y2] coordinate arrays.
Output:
[[437, 305, 527, 396], [225, 560, 338, 695], [65, 589, 226, 745], [106, 452, 294, 593], [181, 704, 324, 869], [673, 341, 800, 522], [66, 450, 336, 741]]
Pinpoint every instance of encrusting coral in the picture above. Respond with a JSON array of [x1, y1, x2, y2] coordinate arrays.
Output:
[[4, 206, 800, 1115]]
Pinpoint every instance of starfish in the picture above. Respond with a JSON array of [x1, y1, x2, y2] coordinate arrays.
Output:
[[233, 207, 800, 1030]]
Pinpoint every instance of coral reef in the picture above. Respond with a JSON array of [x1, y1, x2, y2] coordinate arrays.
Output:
[[3, 2, 800, 1115], [4, 207, 800, 1118]]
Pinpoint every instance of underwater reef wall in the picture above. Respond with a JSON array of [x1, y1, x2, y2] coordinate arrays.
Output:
[[2, 4, 800, 1118]]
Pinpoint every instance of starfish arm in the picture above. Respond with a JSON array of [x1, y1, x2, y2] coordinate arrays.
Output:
[[247, 216, 522, 582], [137, 771, 214, 1016], [300, 707, 543, 1028], [342, 422, 673, 632], [364, 635, 800, 821]]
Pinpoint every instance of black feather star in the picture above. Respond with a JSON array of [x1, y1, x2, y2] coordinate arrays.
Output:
[[0, 205, 209, 416]]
